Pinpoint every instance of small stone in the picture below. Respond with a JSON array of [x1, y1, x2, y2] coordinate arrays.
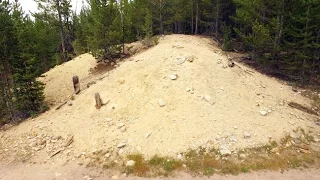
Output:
[[290, 132, 300, 139], [182, 164, 187, 168], [146, 133, 151, 138], [239, 154, 246, 159], [260, 110, 268, 116], [176, 56, 185, 65], [117, 142, 126, 148], [204, 95, 211, 102], [105, 153, 111, 158], [111, 62, 115, 66], [111, 175, 118, 180], [38, 139, 46, 145], [118, 79, 125, 84], [158, 99, 166, 107], [120, 126, 126, 132], [126, 160, 136, 167], [243, 132, 251, 139], [67, 100, 73, 106], [177, 154, 183, 160], [106, 118, 112, 122], [118, 123, 125, 129], [169, 74, 177, 80], [187, 56, 194, 62], [271, 147, 280, 154], [119, 148, 124, 154], [186, 87, 191, 92], [233, 126, 238, 130], [220, 149, 231, 156]]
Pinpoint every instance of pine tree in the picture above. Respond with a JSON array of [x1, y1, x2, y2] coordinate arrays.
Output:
[[0, 0, 16, 122], [34, 0, 73, 62], [11, 2, 47, 118]]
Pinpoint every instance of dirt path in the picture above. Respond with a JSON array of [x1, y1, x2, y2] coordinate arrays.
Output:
[[1, 162, 319, 180]]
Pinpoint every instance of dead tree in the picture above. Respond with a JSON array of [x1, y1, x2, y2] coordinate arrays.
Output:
[[72, 75, 80, 94], [95, 92, 102, 109]]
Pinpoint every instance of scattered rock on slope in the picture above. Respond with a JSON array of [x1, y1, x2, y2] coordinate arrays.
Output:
[[117, 142, 126, 148], [169, 74, 177, 80], [260, 110, 268, 116], [158, 99, 166, 107], [126, 160, 136, 167]]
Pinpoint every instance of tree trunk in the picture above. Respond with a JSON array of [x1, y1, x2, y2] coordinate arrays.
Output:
[[160, 8, 163, 34], [56, 0, 67, 61], [215, 0, 220, 37], [195, 0, 199, 34], [191, 0, 194, 34], [0, 61, 14, 120]]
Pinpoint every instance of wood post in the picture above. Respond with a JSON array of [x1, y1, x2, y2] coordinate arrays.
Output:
[[95, 92, 102, 109], [72, 75, 80, 94]]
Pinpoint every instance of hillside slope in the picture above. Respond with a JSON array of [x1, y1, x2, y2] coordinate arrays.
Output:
[[1, 35, 318, 161]]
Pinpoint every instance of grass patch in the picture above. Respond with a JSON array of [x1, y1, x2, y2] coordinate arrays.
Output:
[[85, 130, 320, 177], [126, 154, 150, 176]]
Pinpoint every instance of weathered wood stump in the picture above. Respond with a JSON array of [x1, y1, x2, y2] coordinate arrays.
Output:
[[72, 75, 80, 94], [95, 92, 102, 109]]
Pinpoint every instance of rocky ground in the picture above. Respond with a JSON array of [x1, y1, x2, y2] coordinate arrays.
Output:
[[1, 35, 320, 179]]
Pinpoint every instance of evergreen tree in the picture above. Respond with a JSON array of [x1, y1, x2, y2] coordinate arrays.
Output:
[[0, 0, 16, 122], [11, 3, 47, 118]]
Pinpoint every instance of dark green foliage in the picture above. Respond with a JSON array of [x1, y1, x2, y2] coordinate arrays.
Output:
[[0, 0, 16, 123], [0, 1, 47, 123], [233, 0, 320, 84]]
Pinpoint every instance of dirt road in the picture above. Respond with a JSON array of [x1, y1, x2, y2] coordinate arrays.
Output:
[[1, 162, 319, 180]]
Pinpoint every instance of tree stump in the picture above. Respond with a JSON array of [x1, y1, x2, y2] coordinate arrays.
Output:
[[95, 92, 102, 109], [72, 75, 80, 94]]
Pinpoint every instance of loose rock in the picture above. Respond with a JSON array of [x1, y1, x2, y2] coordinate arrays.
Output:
[[158, 99, 166, 107], [271, 147, 280, 154], [105, 153, 111, 158], [106, 118, 112, 122], [111, 175, 118, 180], [290, 132, 300, 139], [169, 74, 177, 80], [176, 56, 185, 65], [204, 95, 211, 102], [220, 149, 231, 156], [120, 126, 126, 132], [67, 101, 73, 106], [186, 56, 195, 62], [243, 132, 251, 139], [146, 133, 151, 138], [118, 123, 125, 129], [118, 79, 125, 84], [260, 110, 268, 116], [126, 160, 136, 167], [117, 142, 126, 148]]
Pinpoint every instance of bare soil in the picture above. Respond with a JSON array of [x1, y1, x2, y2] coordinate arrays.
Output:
[[1, 35, 320, 179]]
